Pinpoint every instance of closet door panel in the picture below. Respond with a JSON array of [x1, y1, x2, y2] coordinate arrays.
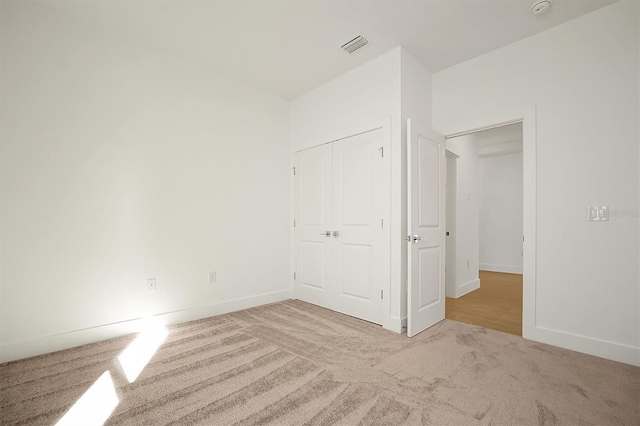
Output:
[[294, 145, 333, 308], [332, 129, 383, 324]]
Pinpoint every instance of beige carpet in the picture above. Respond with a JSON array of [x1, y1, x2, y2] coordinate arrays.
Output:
[[1, 300, 638, 425]]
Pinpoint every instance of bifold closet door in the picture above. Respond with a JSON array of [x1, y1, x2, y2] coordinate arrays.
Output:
[[332, 130, 383, 324], [294, 144, 333, 310]]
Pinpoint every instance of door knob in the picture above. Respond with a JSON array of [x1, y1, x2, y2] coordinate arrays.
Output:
[[332, 231, 340, 237], [320, 231, 331, 237], [412, 235, 422, 243]]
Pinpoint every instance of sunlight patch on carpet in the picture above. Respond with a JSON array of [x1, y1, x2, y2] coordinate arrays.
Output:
[[117, 321, 167, 383], [55, 371, 119, 426]]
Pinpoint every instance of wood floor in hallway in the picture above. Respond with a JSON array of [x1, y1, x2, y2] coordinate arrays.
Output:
[[445, 270, 523, 336]]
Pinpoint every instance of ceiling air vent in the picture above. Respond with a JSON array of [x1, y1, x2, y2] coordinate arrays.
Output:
[[341, 35, 368, 54]]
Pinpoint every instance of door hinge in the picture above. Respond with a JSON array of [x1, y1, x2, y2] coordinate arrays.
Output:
[[381, 218, 384, 228], [292, 167, 296, 176], [293, 220, 296, 228], [381, 290, 384, 299], [294, 272, 296, 280], [378, 147, 384, 157]]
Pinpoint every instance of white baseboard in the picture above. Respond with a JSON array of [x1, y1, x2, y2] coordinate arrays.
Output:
[[480, 263, 523, 274], [453, 278, 481, 298], [524, 325, 640, 367], [383, 316, 405, 333], [0, 289, 292, 363]]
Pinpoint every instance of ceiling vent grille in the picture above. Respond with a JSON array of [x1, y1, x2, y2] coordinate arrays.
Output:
[[341, 35, 368, 54]]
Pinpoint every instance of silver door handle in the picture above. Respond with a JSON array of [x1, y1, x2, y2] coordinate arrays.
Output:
[[332, 231, 340, 238], [320, 231, 331, 237], [412, 235, 422, 243]]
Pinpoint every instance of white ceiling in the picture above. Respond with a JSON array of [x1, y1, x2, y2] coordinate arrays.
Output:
[[41, 0, 617, 100]]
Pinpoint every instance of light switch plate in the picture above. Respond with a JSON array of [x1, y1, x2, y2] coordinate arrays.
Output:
[[587, 205, 609, 222]]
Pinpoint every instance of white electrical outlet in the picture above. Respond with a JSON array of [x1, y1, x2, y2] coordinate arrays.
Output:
[[147, 278, 156, 292], [467, 260, 470, 268], [208, 271, 216, 284]]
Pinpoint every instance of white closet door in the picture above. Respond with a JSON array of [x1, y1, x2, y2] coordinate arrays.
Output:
[[332, 129, 383, 324], [294, 144, 333, 309]]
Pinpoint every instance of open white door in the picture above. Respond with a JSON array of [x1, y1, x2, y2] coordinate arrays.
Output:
[[407, 119, 446, 337]]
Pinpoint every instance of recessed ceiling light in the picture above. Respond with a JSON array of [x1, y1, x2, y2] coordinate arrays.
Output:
[[531, 0, 552, 15], [341, 35, 368, 54]]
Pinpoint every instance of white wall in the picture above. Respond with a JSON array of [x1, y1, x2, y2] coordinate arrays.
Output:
[[290, 48, 401, 153], [401, 50, 433, 127], [434, 0, 639, 365], [291, 47, 401, 331], [479, 152, 523, 274], [0, 3, 291, 362], [445, 135, 480, 298]]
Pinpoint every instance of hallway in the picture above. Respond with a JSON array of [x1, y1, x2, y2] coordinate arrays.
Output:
[[445, 271, 523, 335]]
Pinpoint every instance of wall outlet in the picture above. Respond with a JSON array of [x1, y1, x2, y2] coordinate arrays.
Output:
[[208, 271, 216, 284], [147, 278, 156, 292]]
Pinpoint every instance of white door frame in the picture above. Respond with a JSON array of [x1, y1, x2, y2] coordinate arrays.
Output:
[[438, 106, 537, 340], [445, 151, 458, 298]]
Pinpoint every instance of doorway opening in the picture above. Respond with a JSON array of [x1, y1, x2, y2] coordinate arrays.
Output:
[[444, 122, 524, 336]]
